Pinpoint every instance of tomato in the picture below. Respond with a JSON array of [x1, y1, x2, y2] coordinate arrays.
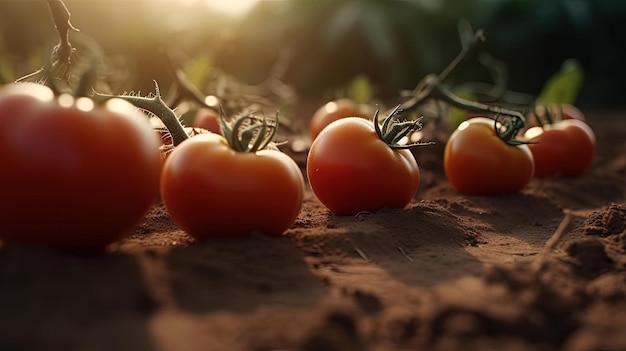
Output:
[[307, 117, 420, 215], [310, 98, 374, 140], [192, 107, 221, 134], [524, 119, 596, 178], [0, 83, 162, 249], [444, 117, 534, 196], [160, 133, 304, 239]]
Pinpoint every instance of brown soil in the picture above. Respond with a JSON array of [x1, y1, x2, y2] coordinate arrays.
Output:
[[1, 111, 625, 351]]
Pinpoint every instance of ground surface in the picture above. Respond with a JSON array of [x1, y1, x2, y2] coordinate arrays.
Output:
[[1, 110, 625, 351]]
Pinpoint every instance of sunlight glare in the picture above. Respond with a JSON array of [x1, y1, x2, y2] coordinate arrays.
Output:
[[169, 0, 261, 17]]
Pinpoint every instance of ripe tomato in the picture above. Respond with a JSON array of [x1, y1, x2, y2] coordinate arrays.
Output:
[[444, 117, 534, 196], [160, 133, 304, 239], [0, 83, 162, 249], [310, 98, 374, 140], [307, 117, 420, 215], [192, 107, 221, 134], [524, 119, 596, 178]]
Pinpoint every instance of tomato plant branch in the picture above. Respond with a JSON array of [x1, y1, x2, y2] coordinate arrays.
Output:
[[95, 81, 189, 146], [15, 0, 79, 84], [394, 24, 531, 145], [435, 84, 528, 145], [397, 28, 486, 113], [164, 52, 217, 112]]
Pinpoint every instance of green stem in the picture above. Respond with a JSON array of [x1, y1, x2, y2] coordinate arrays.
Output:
[[96, 81, 188, 146], [435, 84, 528, 145]]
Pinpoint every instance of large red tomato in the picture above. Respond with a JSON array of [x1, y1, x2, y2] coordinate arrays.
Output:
[[0, 83, 162, 249], [444, 117, 534, 196], [307, 117, 420, 215], [160, 132, 304, 239], [524, 119, 596, 177]]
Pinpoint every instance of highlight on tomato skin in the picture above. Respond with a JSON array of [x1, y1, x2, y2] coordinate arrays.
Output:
[[0, 83, 163, 250], [444, 117, 535, 196], [309, 98, 375, 141], [306, 116, 421, 216]]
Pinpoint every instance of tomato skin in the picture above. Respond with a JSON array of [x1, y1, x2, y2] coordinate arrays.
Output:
[[160, 133, 304, 239], [307, 117, 420, 216], [524, 119, 596, 178], [0, 83, 162, 249], [444, 117, 534, 196], [310, 98, 374, 140], [192, 108, 221, 134]]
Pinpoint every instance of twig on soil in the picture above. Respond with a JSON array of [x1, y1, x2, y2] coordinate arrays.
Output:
[[397, 246, 414, 262], [354, 246, 369, 261], [531, 212, 573, 272]]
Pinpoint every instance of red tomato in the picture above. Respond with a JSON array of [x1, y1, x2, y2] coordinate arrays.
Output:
[[524, 119, 596, 177], [192, 107, 221, 134], [0, 83, 162, 249], [160, 133, 304, 239], [310, 98, 374, 140], [444, 117, 534, 196], [307, 117, 420, 215]]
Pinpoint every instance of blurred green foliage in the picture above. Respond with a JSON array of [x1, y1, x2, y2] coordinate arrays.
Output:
[[1, 0, 625, 107]]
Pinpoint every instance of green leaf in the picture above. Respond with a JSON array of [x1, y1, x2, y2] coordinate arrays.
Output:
[[346, 74, 373, 104], [182, 56, 213, 88], [537, 58, 584, 105]]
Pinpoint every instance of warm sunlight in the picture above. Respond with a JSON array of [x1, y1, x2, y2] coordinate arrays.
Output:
[[172, 0, 261, 17]]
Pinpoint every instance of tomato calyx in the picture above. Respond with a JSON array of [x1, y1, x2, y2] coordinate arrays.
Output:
[[374, 105, 434, 150], [219, 106, 278, 153]]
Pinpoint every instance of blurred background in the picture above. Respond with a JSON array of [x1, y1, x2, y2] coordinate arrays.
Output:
[[1, 0, 625, 109]]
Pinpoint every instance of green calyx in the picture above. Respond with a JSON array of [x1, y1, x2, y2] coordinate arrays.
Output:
[[492, 114, 530, 146], [219, 106, 278, 153], [374, 105, 434, 150]]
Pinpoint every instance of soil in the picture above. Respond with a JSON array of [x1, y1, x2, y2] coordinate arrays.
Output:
[[1, 109, 625, 351]]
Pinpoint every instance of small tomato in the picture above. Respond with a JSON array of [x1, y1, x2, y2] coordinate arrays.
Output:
[[160, 117, 304, 239], [192, 107, 221, 134], [524, 119, 596, 178], [444, 117, 534, 196], [307, 110, 423, 216], [309, 98, 374, 140], [0, 83, 162, 249]]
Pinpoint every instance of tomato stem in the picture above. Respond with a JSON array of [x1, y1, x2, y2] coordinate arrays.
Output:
[[435, 84, 529, 145], [219, 106, 278, 153], [374, 105, 434, 150], [95, 81, 189, 146]]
